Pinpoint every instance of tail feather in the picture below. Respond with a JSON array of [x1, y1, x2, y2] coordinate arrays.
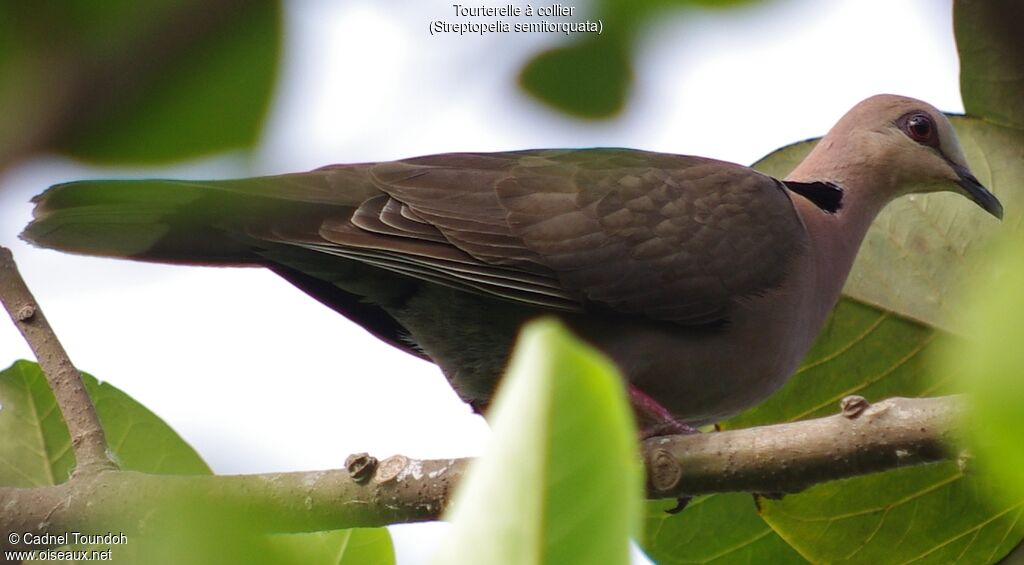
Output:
[[22, 173, 363, 266]]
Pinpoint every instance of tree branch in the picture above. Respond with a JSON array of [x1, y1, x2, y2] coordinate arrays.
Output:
[[0, 246, 116, 476], [0, 461, 464, 549], [0, 395, 962, 545], [643, 395, 961, 498]]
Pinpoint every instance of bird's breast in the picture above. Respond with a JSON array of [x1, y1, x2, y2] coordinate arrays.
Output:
[[579, 251, 829, 425]]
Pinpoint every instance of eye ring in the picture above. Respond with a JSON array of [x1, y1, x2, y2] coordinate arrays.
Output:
[[897, 112, 939, 147]]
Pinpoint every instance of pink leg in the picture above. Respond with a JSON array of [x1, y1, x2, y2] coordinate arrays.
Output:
[[629, 385, 697, 514], [629, 385, 698, 439]]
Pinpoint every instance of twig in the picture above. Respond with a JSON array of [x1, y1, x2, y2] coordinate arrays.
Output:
[[0, 246, 116, 476], [0, 395, 962, 545], [643, 395, 960, 498]]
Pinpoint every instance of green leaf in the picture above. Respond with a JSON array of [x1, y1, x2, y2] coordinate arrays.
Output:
[[753, 116, 1021, 334], [0, 361, 395, 564], [118, 507, 395, 565], [0, 359, 208, 485], [718, 299, 1024, 564], [642, 495, 806, 564], [0, 1, 281, 165], [515, 0, 764, 119], [519, 37, 632, 119], [435, 319, 642, 565], [955, 0, 1024, 130], [268, 528, 396, 565], [760, 462, 1023, 564], [942, 238, 1024, 505]]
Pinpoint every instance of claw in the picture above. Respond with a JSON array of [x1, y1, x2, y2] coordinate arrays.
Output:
[[665, 496, 693, 514]]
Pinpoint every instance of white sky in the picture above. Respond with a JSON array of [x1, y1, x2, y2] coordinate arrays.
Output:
[[0, 0, 961, 562]]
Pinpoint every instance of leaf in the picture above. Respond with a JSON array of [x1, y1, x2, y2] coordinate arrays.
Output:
[[941, 238, 1024, 505], [719, 299, 1024, 564], [955, 0, 1024, 130], [760, 462, 1023, 565], [435, 319, 642, 565], [519, 37, 632, 119], [0, 360, 395, 564], [752, 116, 1022, 334], [0, 1, 281, 165], [119, 506, 394, 565], [642, 495, 806, 564], [0, 359, 208, 485], [516, 0, 763, 119], [268, 528, 396, 565]]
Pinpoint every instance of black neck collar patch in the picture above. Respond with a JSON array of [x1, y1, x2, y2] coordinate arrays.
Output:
[[783, 180, 844, 214]]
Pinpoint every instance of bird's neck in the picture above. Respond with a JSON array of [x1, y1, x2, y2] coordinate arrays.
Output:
[[786, 157, 892, 322]]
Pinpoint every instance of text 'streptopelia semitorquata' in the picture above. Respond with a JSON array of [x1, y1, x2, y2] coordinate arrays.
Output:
[[22, 95, 1003, 434]]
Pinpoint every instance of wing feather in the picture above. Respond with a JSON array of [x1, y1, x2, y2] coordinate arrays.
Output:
[[249, 149, 805, 325]]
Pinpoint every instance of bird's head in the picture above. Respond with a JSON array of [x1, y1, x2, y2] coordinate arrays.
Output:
[[801, 94, 1003, 219]]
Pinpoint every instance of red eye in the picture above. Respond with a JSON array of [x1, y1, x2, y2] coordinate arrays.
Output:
[[898, 112, 938, 146], [907, 116, 932, 141]]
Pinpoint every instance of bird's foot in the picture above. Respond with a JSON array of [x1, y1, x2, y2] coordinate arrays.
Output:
[[665, 496, 693, 514], [639, 418, 699, 440], [628, 384, 699, 440], [628, 385, 700, 514]]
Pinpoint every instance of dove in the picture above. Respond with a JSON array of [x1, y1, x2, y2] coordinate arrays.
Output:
[[22, 94, 1002, 434]]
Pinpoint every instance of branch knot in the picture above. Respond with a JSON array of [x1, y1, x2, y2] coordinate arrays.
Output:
[[345, 453, 378, 484], [841, 395, 870, 419]]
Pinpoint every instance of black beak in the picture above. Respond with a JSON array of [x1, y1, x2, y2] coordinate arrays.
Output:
[[954, 164, 1003, 220]]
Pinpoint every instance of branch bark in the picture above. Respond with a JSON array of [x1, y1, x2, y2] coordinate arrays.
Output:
[[642, 394, 961, 498], [0, 395, 962, 546], [0, 246, 116, 476], [0, 462, 464, 550]]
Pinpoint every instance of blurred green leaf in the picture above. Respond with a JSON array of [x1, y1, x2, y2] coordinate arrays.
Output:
[[671, 0, 761, 6], [0, 1, 280, 166], [942, 238, 1024, 505], [753, 117, 1021, 334], [269, 529, 396, 565], [955, 0, 1024, 129], [0, 359, 208, 485], [118, 509, 396, 564], [519, 37, 632, 119], [435, 319, 642, 565], [517, 0, 763, 119], [642, 495, 806, 564], [114, 500, 396, 565]]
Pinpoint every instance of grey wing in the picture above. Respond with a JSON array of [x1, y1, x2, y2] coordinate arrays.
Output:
[[267, 148, 806, 325], [492, 150, 808, 324], [251, 153, 583, 311]]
